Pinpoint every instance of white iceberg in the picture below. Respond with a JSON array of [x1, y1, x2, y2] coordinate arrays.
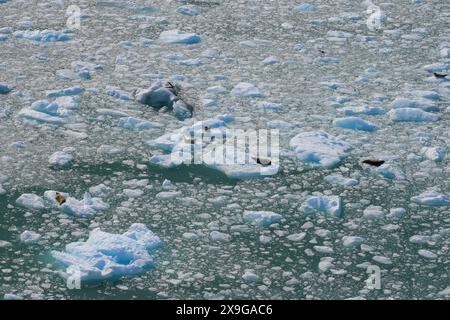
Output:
[[51, 224, 162, 282], [20, 231, 41, 244], [389, 108, 440, 122], [231, 82, 263, 98], [16, 193, 45, 211], [290, 131, 352, 168], [159, 29, 201, 44], [301, 195, 342, 217], [243, 210, 282, 226], [60, 192, 109, 217], [48, 151, 74, 168], [14, 29, 71, 42], [391, 97, 439, 112], [333, 116, 379, 132], [411, 190, 450, 206], [421, 147, 446, 161]]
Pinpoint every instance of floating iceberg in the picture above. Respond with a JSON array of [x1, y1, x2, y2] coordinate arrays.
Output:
[[411, 190, 450, 206], [243, 210, 282, 226], [52, 224, 162, 282], [60, 192, 109, 217], [15, 30, 71, 42], [339, 105, 384, 116], [301, 195, 342, 217], [333, 116, 379, 132], [289, 131, 352, 168], [294, 3, 316, 12], [231, 82, 263, 98], [46, 86, 84, 98], [391, 98, 439, 112], [106, 87, 132, 101], [389, 108, 440, 122], [118, 117, 162, 130], [18, 96, 80, 124], [48, 151, 74, 168], [324, 174, 358, 187], [421, 147, 446, 161], [20, 231, 41, 244], [176, 5, 200, 16], [159, 29, 201, 44], [16, 193, 45, 211], [342, 236, 363, 248]]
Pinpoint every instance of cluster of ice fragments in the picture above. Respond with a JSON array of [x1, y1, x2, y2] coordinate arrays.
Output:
[[51, 224, 162, 281]]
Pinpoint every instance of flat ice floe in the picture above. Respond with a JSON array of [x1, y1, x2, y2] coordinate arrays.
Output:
[[18, 96, 80, 124], [158, 29, 201, 44], [231, 82, 264, 98], [289, 131, 352, 168], [14, 30, 71, 42], [52, 224, 162, 282], [388, 108, 440, 122], [333, 116, 379, 132], [243, 211, 282, 226], [411, 190, 450, 206], [15, 194, 45, 211]]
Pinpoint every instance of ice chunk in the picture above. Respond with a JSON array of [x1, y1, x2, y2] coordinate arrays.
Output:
[[387, 207, 406, 219], [51, 224, 162, 281], [0, 240, 12, 248], [48, 151, 74, 168], [43, 190, 70, 208], [20, 231, 41, 244], [423, 63, 450, 73], [409, 90, 441, 101], [173, 100, 193, 120], [118, 117, 162, 130], [88, 184, 112, 198], [176, 5, 200, 16], [159, 29, 201, 44], [18, 109, 67, 124], [421, 147, 446, 161], [363, 206, 384, 220], [391, 98, 439, 112], [375, 164, 403, 180], [257, 101, 285, 111], [210, 231, 231, 242], [389, 108, 440, 122], [14, 29, 71, 42], [342, 236, 363, 248], [301, 195, 342, 217], [333, 117, 379, 132], [339, 105, 384, 116], [0, 82, 12, 94], [261, 56, 279, 66], [16, 194, 45, 211], [242, 271, 260, 283], [286, 232, 306, 241], [372, 255, 392, 265], [441, 47, 450, 58], [155, 191, 182, 200], [324, 174, 358, 187], [3, 294, 23, 300], [243, 210, 282, 226], [135, 80, 177, 109], [231, 82, 263, 98], [411, 190, 450, 206], [418, 249, 437, 259], [61, 192, 109, 217], [46, 86, 84, 98], [289, 131, 352, 168]]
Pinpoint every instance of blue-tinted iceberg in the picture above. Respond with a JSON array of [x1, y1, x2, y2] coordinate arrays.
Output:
[[15, 30, 71, 42], [51, 224, 162, 282], [389, 108, 440, 122], [16, 193, 45, 211], [0, 83, 12, 94], [231, 82, 263, 98], [243, 210, 282, 226], [301, 195, 342, 217], [411, 190, 450, 206], [159, 29, 201, 44], [333, 116, 379, 132]]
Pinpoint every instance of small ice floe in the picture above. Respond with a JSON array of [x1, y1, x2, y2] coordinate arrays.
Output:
[[162, 179, 174, 190], [16, 193, 45, 211], [0, 240, 12, 248], [176, 5, 200, 16], [388, 108, 440, 122], [411, 190, 450, 206], [206, 85, 227, 94], [46, 86, 84, 98], [158, 29, 201, 44], [14, 30, 71, 42], [19, 231, 41, 244], [363, 206, 384, 220], [423, 63, 450, 73], [421, 147, 446, 161], [18, 96, 80, 124], [301, 195, 342, 217], [44, 190, 69, 208], [387, 207, 406, 219], [106, 87, 133, 101], [135, 80, 193, 120], [374, 163, 403, 180], [89, 184, 112, 198], [324, 174, 358, 187], [339, 105, 384, 116], [372, 255, 392, 265], [438, 286, 450, 297], [243, 210, 282, 226], [239, 38, 272, 48], [58, 192, 109, 217], [294, 3, 316, 13], [0, 82, 12, 94], [242, 271, 260, 283], [391, 97, 439, 112], [257, 101, 285, 112], [418, 249, 437, 259], [333, 116, 379, 132], [231, 82, 264, 98], [286, 232, 306, 241], [261, 56, 279, 66], [3, 294, 23, 300], [210, 231, 231, 242], [48, 151, 74, 168], [118, 117, 162, 130], [289, 131, 352, 168], [409, 90, 441, 101], [318, 257, 334, 272], [342, 236, 363, 248], [155, 191, 182, 200], [52, 224, 162, 282]]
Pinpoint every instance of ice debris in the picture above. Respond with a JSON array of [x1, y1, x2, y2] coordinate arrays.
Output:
[[289, 131, 352, 168], [59, 192, 109, 217], [411, 190, 450, 206], [16, 194, 45, 211], [51, 224, 162, 282], [18, 96, 80, 124]]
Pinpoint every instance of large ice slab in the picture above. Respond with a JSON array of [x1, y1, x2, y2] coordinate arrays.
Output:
[[388, 108, 440, 122], [289, 131, 352, 168], [52, 224, 162, 282], [411, 190, 450, 206], [301, 195, 342, 217]]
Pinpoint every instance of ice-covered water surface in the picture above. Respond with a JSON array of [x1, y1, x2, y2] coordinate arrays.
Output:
[[0, 0, 449, 300]]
